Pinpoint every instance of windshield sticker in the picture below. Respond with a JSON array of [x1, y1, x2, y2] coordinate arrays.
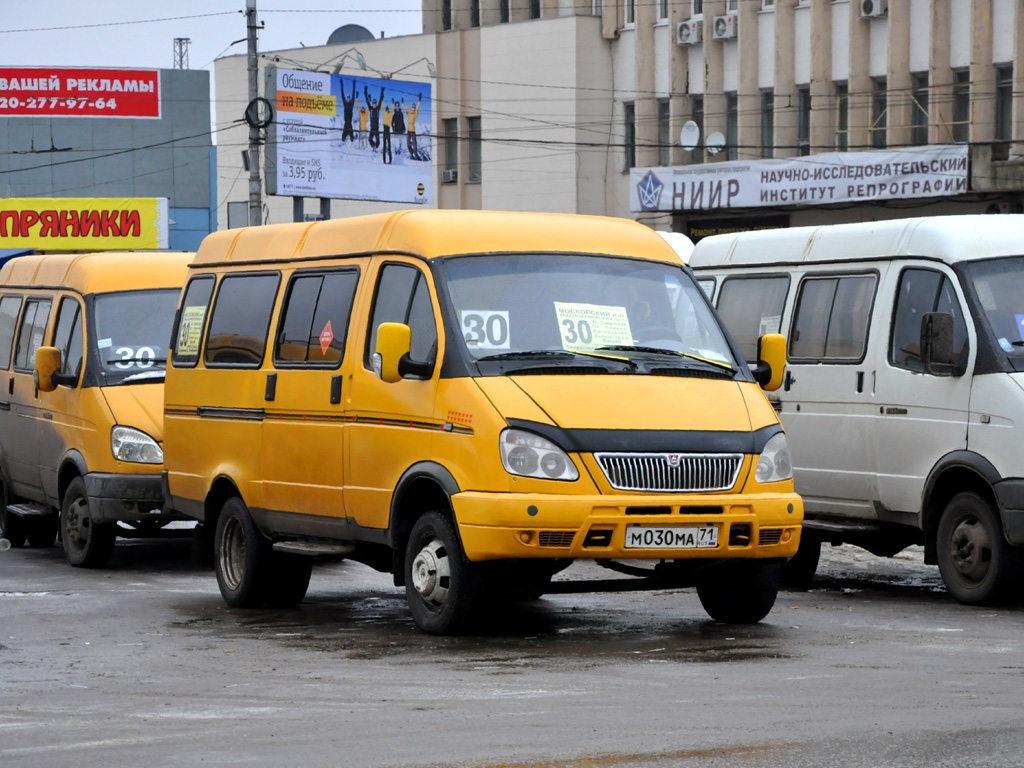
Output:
[[176, 306, 206, 356], [999, 337, 1014, 353], [758, 315, 781, 336], [97, 337, 113, 349], [112, 346, 157, 369], [461, 310, 510, 350], [554, 302, 633, 351]]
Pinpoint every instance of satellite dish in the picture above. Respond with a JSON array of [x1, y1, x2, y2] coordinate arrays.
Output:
[[706, 131, 726, 156], [679, 120, 700, 151]]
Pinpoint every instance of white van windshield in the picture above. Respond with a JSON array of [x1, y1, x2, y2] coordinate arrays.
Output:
[[963, 256, 1024, 361], [93, 289, 179, 385], [442, 254, 737, 371]]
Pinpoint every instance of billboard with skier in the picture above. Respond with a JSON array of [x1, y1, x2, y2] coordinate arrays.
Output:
[[266, 67, 432, 204]]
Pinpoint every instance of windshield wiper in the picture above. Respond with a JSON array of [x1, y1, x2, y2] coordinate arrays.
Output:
[[595, 345, 735, 373], [476, 350, 580, 362]]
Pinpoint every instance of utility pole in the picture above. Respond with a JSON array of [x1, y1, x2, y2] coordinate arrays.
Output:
[[246, 0, 262, 226]]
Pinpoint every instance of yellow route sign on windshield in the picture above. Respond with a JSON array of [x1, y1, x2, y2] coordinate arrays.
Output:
[[554, 302, 633, 351]]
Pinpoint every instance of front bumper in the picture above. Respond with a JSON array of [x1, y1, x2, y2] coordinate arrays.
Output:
[[452, 490, 803, 561], [84, 472, 183, 524]]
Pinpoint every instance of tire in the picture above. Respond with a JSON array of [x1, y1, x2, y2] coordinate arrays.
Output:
[[27, 513, 59, 548], [697, 561, 781, 624], [936, 492, 1021, 605], [0, 477, 27, 548], [780, 532, 821, 590], [61, 477, 117, 567], [214, 496, 273, 608], [405, 511, 480, 635], [266, 554, 313, 608]]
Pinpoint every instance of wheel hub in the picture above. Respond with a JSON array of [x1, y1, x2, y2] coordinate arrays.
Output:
[[64, 498, 89, 545], [950, 518, 991, 582], [411, 539, 449, 606]]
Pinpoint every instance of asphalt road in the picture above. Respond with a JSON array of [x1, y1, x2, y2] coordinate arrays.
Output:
[[2, 537, 1023, 768]]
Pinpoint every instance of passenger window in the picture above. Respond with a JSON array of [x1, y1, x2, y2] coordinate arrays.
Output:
[[716, 275, 789, 361], [890, 268, 969, 373], [275, 270, 359, 366], [789, 274, 876, 362], [0, 295, 22, 370], [172, 276, 215, 368], [13, 299, 51, 371], [365, 264, 437, 368], [52, 298, 84, 379], [205, 274, 280, 368], [697, 277, 716, 300]]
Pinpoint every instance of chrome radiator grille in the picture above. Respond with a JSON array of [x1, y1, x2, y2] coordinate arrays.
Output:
[[595, 452, 743, 492]]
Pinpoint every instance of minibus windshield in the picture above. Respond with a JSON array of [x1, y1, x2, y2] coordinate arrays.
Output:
[[93, 289, 179, 385], [442, 253, 737, 371], [963, 256, 1024, 366]]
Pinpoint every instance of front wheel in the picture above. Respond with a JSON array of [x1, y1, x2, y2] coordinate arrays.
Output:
[[61, 477, 116, 567], [697, 561, 781, 624], [936, 492, 1021, 605], [405, 511, 479, 635]]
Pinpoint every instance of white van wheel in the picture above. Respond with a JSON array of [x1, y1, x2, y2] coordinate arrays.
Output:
[[61, 477, 116, 568], [936, 492, 1021, 605], [214, 497, 272, 608], [405, 511, 478, 634]]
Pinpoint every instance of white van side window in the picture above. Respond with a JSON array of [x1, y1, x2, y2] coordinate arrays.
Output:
[[0, 295, 22, 370], [890, 268, 968, 373], [789, 274, 877, 362], [716, 275, 789, 361]]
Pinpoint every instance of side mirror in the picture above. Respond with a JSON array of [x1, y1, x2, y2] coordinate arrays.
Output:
[[921, 312, 955, 376], [34, 347, 62, 393], [374, 322, 435, 383], [752, 333, 786, 392]]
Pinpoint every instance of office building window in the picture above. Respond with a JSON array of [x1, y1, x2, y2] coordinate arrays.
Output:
[[443, 118, 458, 174], [625, 0, 635, 26], [761, 91, 774, 159], [624, 102, 636, 169], [995, 65, 1013, 142], [658, 99, 671, 166], [692, 0, 703, 16], [530, 0, 541, 19], [442, 0, 452, 31], [592, 0, 601, 16], [797, 86, 810, 155], [952, 69, 969, 143], [501, 0, 510, 23], [726, 93, 738, 161], [692, 96, 704, 164], [872, 78, 887, 149], [835, 82, 848, 151], [468, 116, 482, 182], [470, 0, 480, 27], [911, 73, 929, 146], [658, 0, 669, 21]]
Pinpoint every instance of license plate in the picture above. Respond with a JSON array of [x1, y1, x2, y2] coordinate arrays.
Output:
[[623, 525, 718, 550]]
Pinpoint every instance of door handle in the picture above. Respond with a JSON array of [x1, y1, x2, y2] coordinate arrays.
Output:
[[42, 412, 53, 420], [265, 373, 277, 402], [784, 370, 796, 392], [856, 371, 864, 393], [330, 375, 342, 405]]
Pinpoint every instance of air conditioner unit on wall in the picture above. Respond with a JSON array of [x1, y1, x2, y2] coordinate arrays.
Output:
[[441, 169, 458, 184], [712, 13, 738, 41], [860, 0, 888, 18], [676, 19, 702, 46]]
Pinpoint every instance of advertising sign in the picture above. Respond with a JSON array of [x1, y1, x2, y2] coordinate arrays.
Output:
[[266, 67, 432, 204], [0, 198, 169, 251], [631, 145, 969, 213], [0, 67, 161, 119]]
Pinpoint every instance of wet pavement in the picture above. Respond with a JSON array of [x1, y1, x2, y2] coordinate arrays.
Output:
[[2, 537, 1023, 767]]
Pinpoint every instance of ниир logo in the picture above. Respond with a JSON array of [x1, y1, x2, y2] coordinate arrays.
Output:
[[637, 171, 664, 211]]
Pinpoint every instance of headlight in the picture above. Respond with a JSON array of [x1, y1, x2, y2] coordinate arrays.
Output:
[[499, 429, 579, 481], [755, 431, 793, 484], [111, 426, 164, 464]]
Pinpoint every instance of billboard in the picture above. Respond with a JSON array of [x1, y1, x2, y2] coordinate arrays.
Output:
[[0, 198, 169, 251], [631, 145, 969, 212], [266, 67, 432, 204], [0, 67, 161, 119]]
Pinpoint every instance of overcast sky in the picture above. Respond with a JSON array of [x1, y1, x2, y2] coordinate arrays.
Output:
[[0, 1, 423, 71]]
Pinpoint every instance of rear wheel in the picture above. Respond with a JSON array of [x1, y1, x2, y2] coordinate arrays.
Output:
[[214, 496, 273, 608], [61, 477, 116, 567], [0, 478, 27, 548], [780, 532, 821, 590], [405, 511, 480, 635], [936, 492, 1021, 605], [697, 561, 781, 624], [27, 514, 59, 548], [266, 554, 312, 608]]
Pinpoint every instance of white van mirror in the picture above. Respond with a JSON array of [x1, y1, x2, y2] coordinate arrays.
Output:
[[921, 312, 956, 376]]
